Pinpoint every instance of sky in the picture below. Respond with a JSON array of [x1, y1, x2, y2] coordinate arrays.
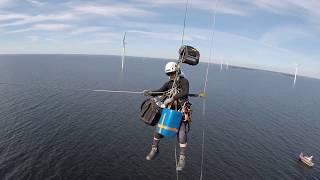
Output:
[[0, 0, 319, 78]]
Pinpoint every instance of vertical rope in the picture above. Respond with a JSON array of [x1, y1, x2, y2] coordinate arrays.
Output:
[[199, 125, 206, 179], [181, 0, 189, 46], [171, 0, 189, 98], [170, 0, 189, 99], [200, 0, 219, 179], [174, 1, 189, 179], [175, 145, 179, 180], [203, 1, 218, 94]]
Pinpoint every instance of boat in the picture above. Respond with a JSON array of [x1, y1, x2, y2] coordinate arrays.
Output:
[[299, 152, 314, 167]]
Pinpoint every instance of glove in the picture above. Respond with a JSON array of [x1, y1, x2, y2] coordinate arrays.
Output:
[[143, 90, 151, 96], [163, 97, 174, 106]]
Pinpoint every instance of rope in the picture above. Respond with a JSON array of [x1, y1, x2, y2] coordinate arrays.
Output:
[[200, 127, 205, 180], [175, 144, 179, 180], [181, 0, 189, 46], [203, 1, 218, 94], [83, 89, 143, 94], [170, 0, 190, 99], [173, 1, 190, 179], [170, 0, 189, 99], [200, 0, 219, 179], [0, 82, 205, 99], [0, 82, 166, 95]]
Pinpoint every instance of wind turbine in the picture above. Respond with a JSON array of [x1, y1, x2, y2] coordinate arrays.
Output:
[[121, 32, 127, 72], [293, 63, 299, 87], [226, 61, 229, 70], [220, 59, 223, 72]]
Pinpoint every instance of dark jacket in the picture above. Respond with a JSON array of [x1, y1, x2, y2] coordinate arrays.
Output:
[[151, 76, 189, 104]]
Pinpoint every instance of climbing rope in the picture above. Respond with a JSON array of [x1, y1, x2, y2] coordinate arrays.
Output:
[[174, 0, 190, 179], [175, 144, 179, 180], [0, 82, 159, 94], [181, 0, 189, 46], [0, 82, 205, 98], [200, 0, 219, 179]]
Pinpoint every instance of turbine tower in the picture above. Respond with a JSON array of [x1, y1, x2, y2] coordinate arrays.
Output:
[[121, 32, 127, 72], [293, 63, 298, 87]]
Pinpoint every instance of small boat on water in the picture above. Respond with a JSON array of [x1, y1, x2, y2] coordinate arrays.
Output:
[[299, 152, 314, 167]]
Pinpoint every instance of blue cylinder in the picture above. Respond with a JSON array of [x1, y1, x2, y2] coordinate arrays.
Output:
[[156, 108, 183, 137]]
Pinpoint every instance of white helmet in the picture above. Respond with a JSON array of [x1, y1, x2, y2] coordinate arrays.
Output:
[[165, 62, 178, 74]]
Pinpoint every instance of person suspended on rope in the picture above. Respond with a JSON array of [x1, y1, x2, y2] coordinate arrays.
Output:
[[143, 61, 192, 171]]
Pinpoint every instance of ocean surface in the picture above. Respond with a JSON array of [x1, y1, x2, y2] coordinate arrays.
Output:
[[0, 55, 319, 180]]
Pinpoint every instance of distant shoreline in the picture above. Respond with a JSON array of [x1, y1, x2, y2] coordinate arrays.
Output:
[[0, 54, 318, 81]]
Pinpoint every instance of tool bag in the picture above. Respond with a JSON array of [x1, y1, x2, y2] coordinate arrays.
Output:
[[179, 45, 200, 66], [139, 98, 162, 126]]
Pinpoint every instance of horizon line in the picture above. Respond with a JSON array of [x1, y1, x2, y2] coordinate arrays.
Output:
[[0, 53, 319, 80]]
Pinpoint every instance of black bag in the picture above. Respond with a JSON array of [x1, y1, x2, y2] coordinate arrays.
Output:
[[179, 45, 200, 66], [139, 98, 162, 126]]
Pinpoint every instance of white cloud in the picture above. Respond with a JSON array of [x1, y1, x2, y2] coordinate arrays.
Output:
[[70, 26, 107, 35], [252, 0, 296, 14], [252, 0, 320, 17], [27, 36, 57, 42], [0, 0, 9, 7], [135, 0, 250, 16], [87, 39, 113, 44], [94, 32, 121, 39], [7, 23, 72, 33], [26, 35, 40, 41], [119, 21, 208, 40], [0, 13, 76, 27], [128, 30, 187, 41], [0, 13, 28, 21], [135, 0, 320, 18], [73, 4, 154, 17], [121, 21, 315, 73], [135, 0, 182, 6], [0, 0, 318, 78], [250, 0, 320, 32], [45, 38, 56, 41], [259, 26, 312, 47], [32, 23, 71, 30], [246, 0, 320, 57], [127, 29, 206, 41], [192, 0, 250, 16], [26, 0, 45, 6]]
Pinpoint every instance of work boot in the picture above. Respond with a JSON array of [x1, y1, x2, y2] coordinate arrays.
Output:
[[146, 146, 159, 160], [176, 155, 186, 171]]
